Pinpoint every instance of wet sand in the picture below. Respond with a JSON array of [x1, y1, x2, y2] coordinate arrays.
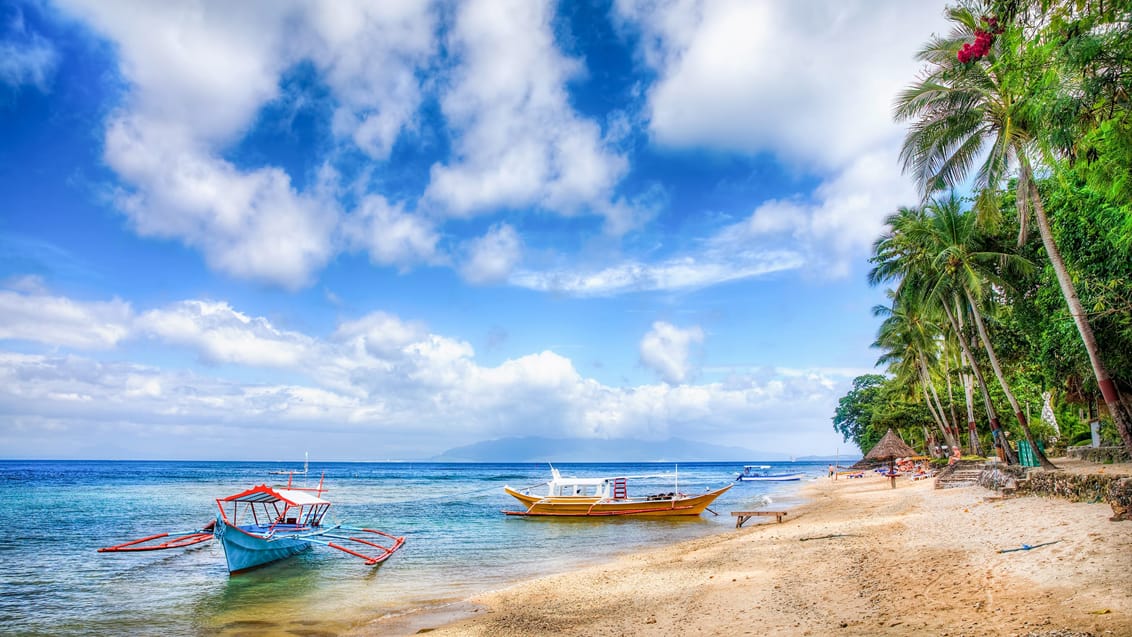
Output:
[[377, 458, 1131, 637]]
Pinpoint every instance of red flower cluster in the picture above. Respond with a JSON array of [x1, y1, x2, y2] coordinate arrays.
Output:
[[957, 16, 1003, 63]]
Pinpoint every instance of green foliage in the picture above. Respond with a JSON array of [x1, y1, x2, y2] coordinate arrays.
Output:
[[832, 375, 888, 451], [832, 374, 932, 454], [842, 0, 1132, 455]]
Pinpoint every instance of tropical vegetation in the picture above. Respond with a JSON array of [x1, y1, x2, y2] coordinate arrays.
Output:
[[833, 0, 1132, 465]]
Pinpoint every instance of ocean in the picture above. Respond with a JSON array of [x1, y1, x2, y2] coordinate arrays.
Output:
[[0, 460, 824, 636]]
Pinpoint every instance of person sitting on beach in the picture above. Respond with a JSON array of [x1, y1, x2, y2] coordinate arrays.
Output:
[[948, 446, 962, 465]]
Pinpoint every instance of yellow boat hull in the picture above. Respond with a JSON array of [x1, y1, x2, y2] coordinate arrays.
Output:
[[503, 484, 731, 517]]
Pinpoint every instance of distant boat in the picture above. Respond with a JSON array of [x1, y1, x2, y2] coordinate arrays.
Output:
[[503, 467, 731, 517], [270, 451, 309, 476], [99, 474, 404, 574], [735, 465, 805, 482]]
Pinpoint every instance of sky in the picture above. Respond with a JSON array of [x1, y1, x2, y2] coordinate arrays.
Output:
[[0, 0, 952, 461]]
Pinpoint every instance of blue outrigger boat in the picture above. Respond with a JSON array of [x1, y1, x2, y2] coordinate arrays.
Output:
[[735, 465, 805, 482], [99, 475, 404, 574]]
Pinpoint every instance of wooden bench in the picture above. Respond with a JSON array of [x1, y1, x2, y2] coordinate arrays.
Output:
[[731, 511, 788, 527]]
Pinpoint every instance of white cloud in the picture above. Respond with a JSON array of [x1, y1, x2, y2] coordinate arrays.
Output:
[[342, 195, 442, 269], [107, 116, 340, 288], [55, 1, 439, 288], [613, 0, 947, 275], [639, 321, 704, 384], [509, 249, 802, 296], [709, 148, 916, 277], [0, 288, 131, 349], [332, 311, 428, 359], [0, 9, 58, 91], [0, 290, 857, 457], [304, 1, 437, 159], [424, 0, 629, 224], [459, 223, 522, 284], [135, 300, 315, 368], [617, 0, 941, 168]]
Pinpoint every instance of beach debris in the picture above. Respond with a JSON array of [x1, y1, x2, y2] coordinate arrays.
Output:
[[997, 540, 1060, 554], [799, 534, 859, 542]]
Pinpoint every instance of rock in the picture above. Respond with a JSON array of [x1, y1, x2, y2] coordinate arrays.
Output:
[[1106, 478, 1131, 521]]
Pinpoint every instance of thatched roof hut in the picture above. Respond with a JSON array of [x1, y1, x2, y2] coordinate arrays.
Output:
[[863, 429, 917, 488], [865, 428, 917, 461]]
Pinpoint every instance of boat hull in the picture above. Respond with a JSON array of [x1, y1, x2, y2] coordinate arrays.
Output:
[[214, 518, 312, 574], [503, 484, 731, 517]]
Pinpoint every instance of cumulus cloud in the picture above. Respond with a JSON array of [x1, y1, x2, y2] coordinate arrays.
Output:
[[107, 117, 340, 288], [0, 9, 59, 91], [54, 0, 438, 288], [459, 223, 522, 284], [307, 2, 437, 159], [613, 0, 946, 274], [639, 321, 704, 384], [707, 149, 916, 277], [424, 0, 629, 223], [0, 288, 132, 349], [0, 289, 855, 457], [135, 300, 316, 368], [341, 195, 442, 269]]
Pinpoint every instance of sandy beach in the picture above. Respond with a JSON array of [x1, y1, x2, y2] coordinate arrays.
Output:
[[381, 458, 1131, 637]]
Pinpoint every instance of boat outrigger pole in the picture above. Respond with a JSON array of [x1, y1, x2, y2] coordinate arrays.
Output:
[[98, 520, 216, 553]]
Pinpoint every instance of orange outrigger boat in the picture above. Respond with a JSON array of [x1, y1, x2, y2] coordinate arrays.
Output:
[[503, 467, 731, 517]]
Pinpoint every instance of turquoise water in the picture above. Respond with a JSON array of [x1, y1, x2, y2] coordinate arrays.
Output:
[[1, 460, 820, 635]]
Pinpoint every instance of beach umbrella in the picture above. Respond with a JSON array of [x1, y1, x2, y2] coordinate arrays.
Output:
[[864, 429, 917, 489]]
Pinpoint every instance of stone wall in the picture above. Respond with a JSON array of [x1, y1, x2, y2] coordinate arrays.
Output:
[[972, 461, 1131, 520], [1065, 445, 1130, 464], [1015, 470, 1121, 503]]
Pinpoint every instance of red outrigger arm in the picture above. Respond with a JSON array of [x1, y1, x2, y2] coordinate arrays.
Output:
[[98, 520, 216, 553], [309, 527, 405, 566]]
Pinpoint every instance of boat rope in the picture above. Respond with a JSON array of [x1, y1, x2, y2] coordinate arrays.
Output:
[[998, 540, 1059, 553]]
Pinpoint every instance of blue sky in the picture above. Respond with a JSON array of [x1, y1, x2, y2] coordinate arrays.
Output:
[[0, 0, 950, 460]]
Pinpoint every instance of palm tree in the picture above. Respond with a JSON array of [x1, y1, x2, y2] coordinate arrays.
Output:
[[923, 196, 1055, 468], [894, 5, 1132, 455], [873, 294, 961, 453], [864, 203, 1027, 463]]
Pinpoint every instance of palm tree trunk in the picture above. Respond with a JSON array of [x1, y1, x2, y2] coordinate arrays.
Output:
[[941, 297, 1016, 463], [919, 366, 956, 451], [964, 289, 1058, 470], [955, 315, 982, 454], [919, 357, 956, 446], [942, 352, 963, 443], [1021, 158, 1132, 456], [962, 366, 981, 455]]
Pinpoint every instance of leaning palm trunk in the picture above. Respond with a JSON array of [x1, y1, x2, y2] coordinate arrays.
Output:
[[962, 366, 982, 455], [921, 370, 958, 451], [956, 311, 982, 454], [941, 299, 1016, 463], [1021, 159, 1132, 456], [943, 354, 962, 443], [965, 289, 1057, 470], [921, 358, 958, 448]]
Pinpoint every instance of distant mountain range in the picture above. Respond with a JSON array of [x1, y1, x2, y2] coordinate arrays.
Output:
[[430, 436, 859, 463]]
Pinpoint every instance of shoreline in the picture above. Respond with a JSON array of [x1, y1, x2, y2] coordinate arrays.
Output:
[[357, 475, 814, 636], [364, 458, 1131, 636]]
